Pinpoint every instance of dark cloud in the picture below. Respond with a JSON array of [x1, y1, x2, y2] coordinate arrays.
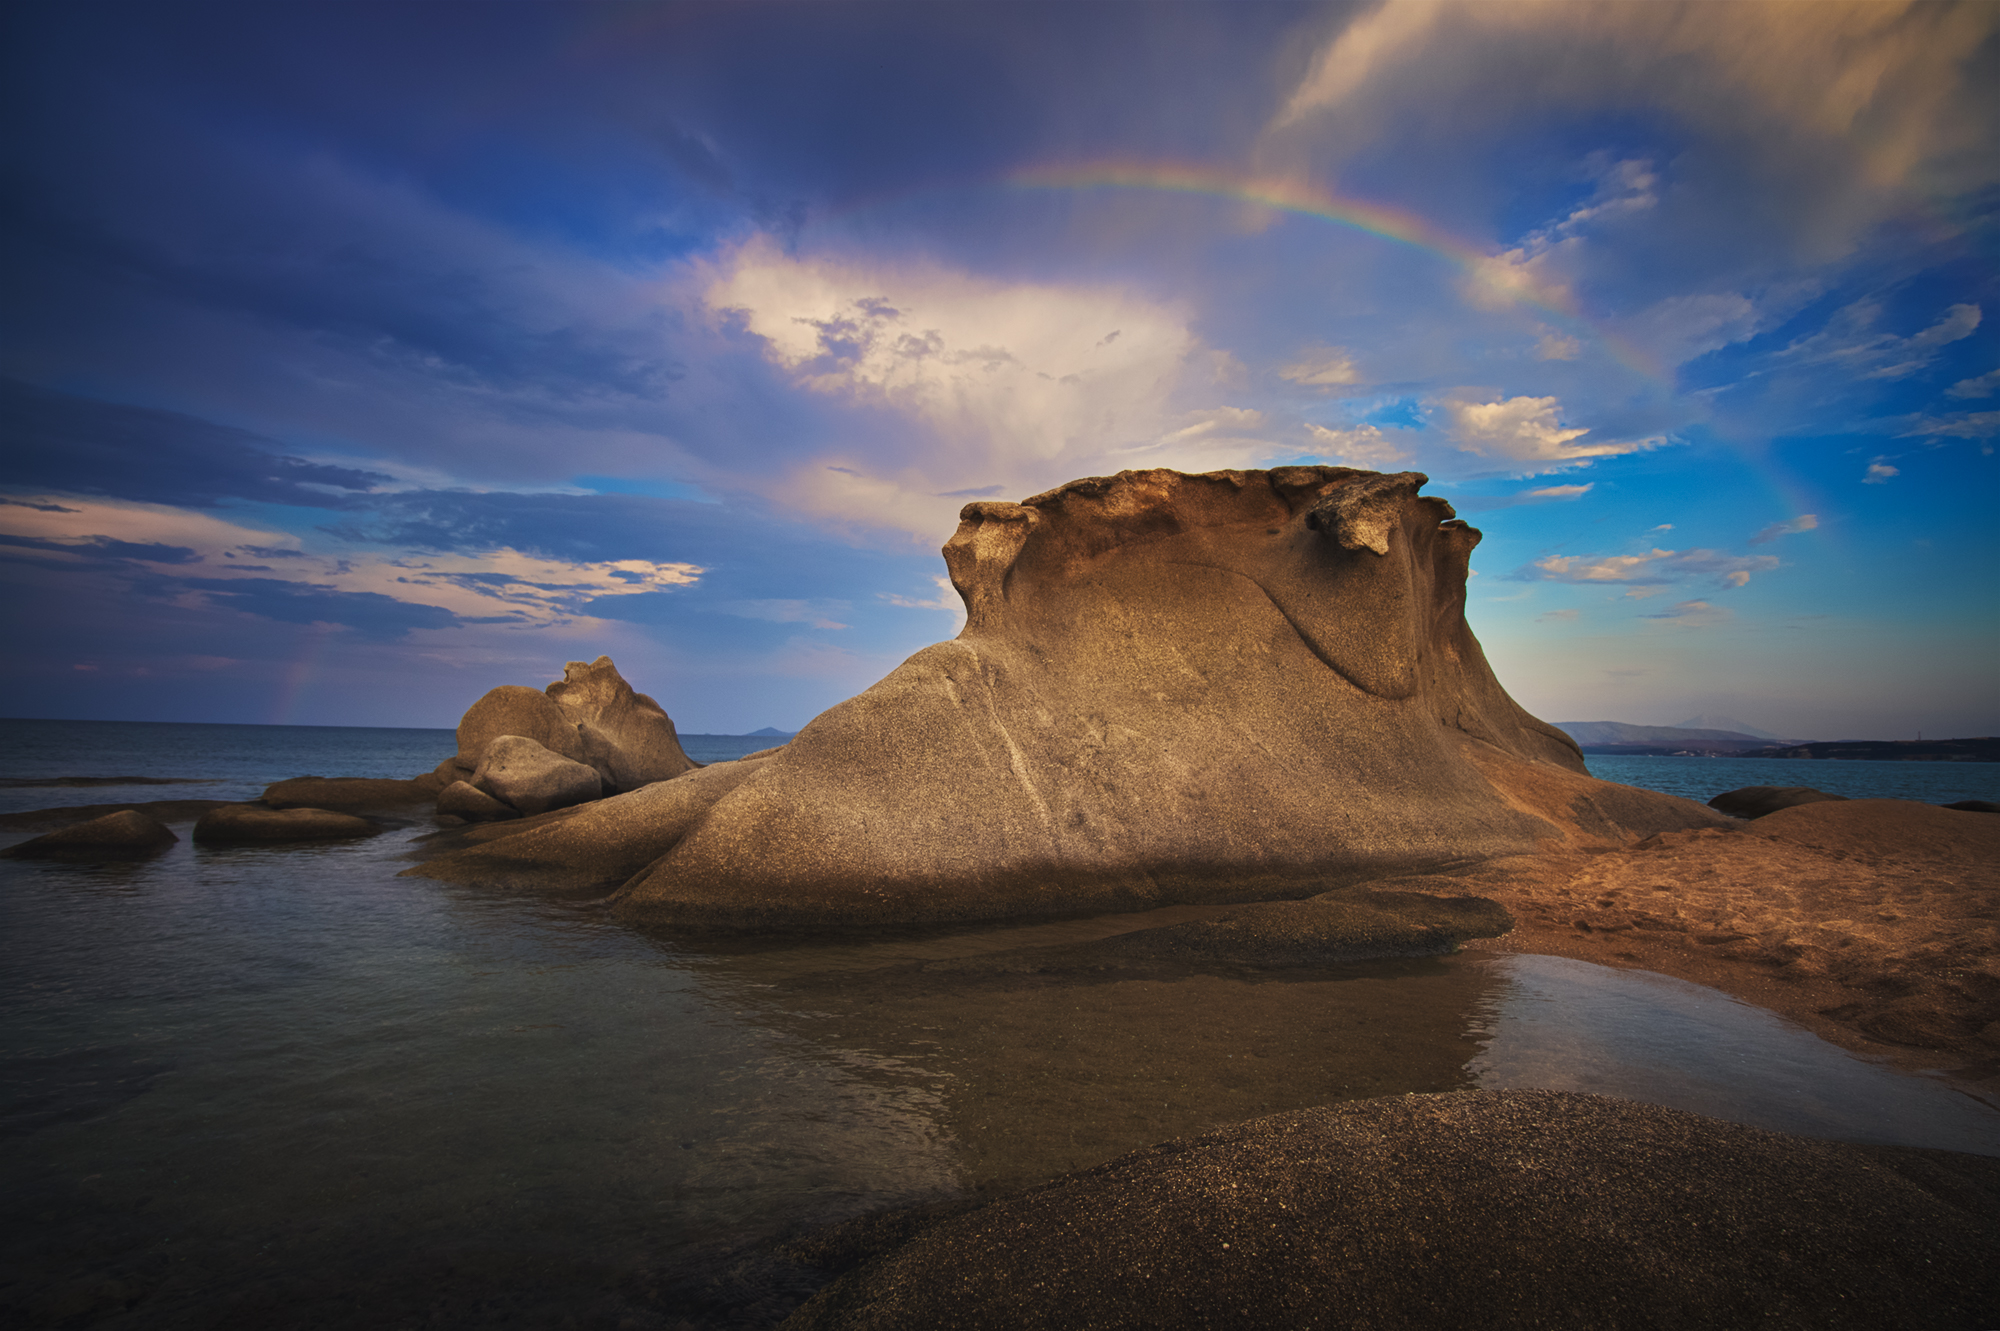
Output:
[[0, 380, 389, 508], [0, 533, 203, 565]]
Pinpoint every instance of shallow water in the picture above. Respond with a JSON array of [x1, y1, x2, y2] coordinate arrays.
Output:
[[3, 817, 1994, 1327], [4, 724, 1997, 1325]]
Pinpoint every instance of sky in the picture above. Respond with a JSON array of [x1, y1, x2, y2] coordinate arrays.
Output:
[[1, 0, 1995, 739]]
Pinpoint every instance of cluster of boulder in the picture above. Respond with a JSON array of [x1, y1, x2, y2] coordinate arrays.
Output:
[[3, 655, 696, 858], [428, 655, 696, 821]]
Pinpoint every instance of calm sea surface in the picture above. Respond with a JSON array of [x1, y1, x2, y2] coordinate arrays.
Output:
[[3, 720, 1995, 1327]]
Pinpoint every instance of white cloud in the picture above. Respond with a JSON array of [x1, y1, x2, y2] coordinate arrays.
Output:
[[1534, 331, 1581, 361], [1948, 367, 2000, 400], [1621, 291, 1767, 367], [1442, 395, 1663, 469], [1303, 422, 1413, 469], [1749, 514, 1818, 544], [1526, 484, 1591, 501], [1863, 460, 1900, 484], [1900, 411, 2000, 441], [1644, 599, 1734, 629], [1525, 546, 1778, 588], [1537, 608, 1580, 623], [0, 495, 702, 626], [1775, 300, 1981, 381], [1278, 345, 1362, 386], [705, 238, 1208, 538]]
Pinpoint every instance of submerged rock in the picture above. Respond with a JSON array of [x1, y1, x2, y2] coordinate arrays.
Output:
[[3, 808, 178, 857], [412, 468, 1727, 929], [1708, 785, 1848, 819], [192, 805, 379, 844], [784, 1089, 2000, 1330]]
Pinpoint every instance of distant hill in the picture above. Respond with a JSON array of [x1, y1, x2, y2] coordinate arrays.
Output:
[[1672, 713, 1786, 740], [1742, 737, 2000, 763], [1555, 721, 1769, 747], [745, 726, 794, 738]]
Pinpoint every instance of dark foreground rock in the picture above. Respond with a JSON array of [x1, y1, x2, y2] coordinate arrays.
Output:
[[1708, 785, 1848, 819], [2, 809, 177, 857], [0, 799, 234, 833], [410, 468, 1728, 929], [192, 805, 379, 843], [784, 1089, 2000, 1331]]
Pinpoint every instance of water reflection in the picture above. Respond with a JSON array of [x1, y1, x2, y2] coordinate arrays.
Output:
[[1468, 953, 2000, 1155]]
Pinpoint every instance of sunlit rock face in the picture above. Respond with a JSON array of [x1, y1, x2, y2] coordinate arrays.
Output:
[[416, 468, 1729, 928], [449, 656, 696, 796]]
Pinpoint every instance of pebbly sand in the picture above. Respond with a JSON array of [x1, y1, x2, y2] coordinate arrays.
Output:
[[1412, 798, 2000, 1090]]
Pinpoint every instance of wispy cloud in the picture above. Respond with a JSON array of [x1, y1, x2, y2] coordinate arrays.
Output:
[[1947, 368, 2000, 400], [1644, 599, 1733, 629], [1863, 459, 1900, 484], [1749, 514, 1818, 544], [1277, 345, 1362, 387], [1519, 545, 1778, 588]]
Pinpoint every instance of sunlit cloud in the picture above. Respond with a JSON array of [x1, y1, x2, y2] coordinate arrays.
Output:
[[1442, 395, 1664, 470], [0, 495, 703, 628], [1749, 514, 1818, 544], [1863, 459, 1900, 484], [705, 237, 1209, 537], [1302, 422, 1413, 469]]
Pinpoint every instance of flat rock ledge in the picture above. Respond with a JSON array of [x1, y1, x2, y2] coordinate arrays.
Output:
[[782, 1089, 2000, 1331]]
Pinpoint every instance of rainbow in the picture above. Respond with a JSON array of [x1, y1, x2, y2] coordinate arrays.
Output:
[[1007, 161, 1668, 383]]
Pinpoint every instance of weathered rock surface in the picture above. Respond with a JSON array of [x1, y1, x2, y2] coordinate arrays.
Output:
[[192, 805, 379, 843], [262, 774, 446, 809], [453, 657, 694, 794], [471, 735, 602, 817], [412, 469, 1727, 928], [1708, 784, 1848, 819], [435, 780, 520, 822], [3, 809, 178, 857], [785, 1089, 2000, 1331]]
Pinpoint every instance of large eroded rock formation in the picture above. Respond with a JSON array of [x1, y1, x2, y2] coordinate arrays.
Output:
[[411, 468, 1729, 927]]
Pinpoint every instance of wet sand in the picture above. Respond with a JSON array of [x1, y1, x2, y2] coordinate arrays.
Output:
[[1430, 799, 2000, 1090]]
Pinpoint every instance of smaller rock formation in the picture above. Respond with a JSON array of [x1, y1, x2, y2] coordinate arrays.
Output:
[[1708, 785, 1848, 819], [3, 809, 178, 857], [786, 1089, 2000, 1330], [448, 656, 694, 795], [472, 736, 602, 816], [192, 805, 379, 844], [436, 780, 520, 822]]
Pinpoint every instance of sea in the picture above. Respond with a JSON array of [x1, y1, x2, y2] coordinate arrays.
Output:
[[3, 719, 1997, 1328]]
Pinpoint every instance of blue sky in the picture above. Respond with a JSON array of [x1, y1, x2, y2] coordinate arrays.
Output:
[[2, 0, 1994, 738]]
